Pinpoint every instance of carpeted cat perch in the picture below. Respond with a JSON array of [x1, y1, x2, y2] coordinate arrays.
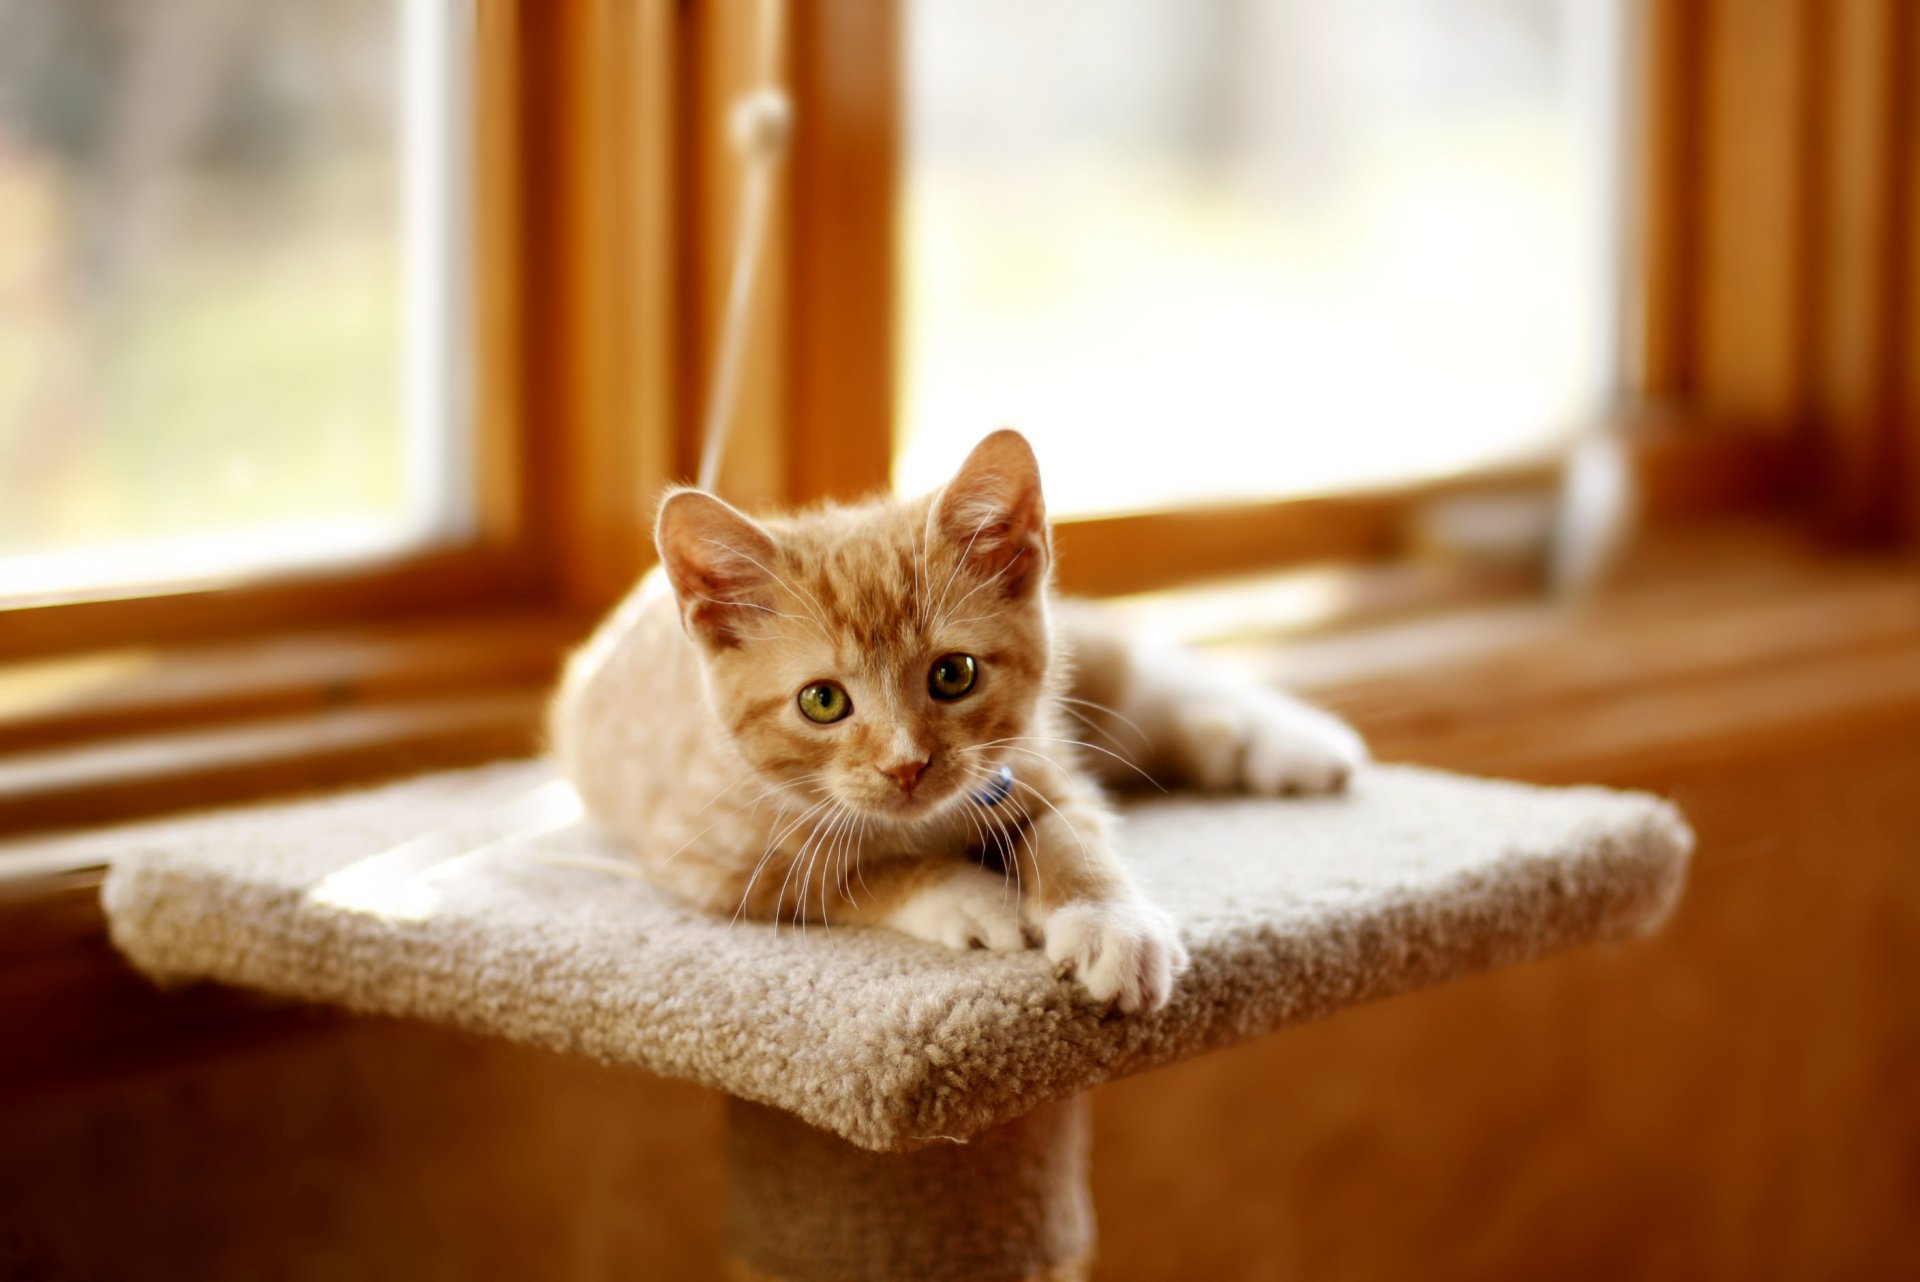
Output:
[[101, 759, 1689, 1282]]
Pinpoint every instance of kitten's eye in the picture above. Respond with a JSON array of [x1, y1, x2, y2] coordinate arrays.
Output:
[[797, 681, 852, 724], [928, 653, 978, 701]]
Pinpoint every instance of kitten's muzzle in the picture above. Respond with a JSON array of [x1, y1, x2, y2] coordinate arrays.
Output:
[[879, 757, 930, 796]]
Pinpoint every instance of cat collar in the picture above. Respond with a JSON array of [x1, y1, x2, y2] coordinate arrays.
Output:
[[972, 764, 1015, 808]]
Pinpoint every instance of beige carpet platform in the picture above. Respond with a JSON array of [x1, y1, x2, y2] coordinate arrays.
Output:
[[99, 759, 1690, 1280], [102, 758, 1688, 1150]]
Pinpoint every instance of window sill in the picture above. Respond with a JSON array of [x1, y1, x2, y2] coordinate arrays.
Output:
[[4, 515, 1917, 1095], [5, 517, 1916, 874], [0, 608, 588, 841], [1232, 519, 1920, 783]]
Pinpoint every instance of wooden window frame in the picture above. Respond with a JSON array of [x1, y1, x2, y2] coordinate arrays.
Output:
[[9, 0, 1920, 1104], [2, 0, 1914, 843], [0, 0, 1847, 653]]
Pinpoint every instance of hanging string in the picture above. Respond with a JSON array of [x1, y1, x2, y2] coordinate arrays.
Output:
[[696, 0, 792, 494]]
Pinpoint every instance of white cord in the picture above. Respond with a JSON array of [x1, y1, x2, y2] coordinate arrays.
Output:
[[696, 0, 792, 495]]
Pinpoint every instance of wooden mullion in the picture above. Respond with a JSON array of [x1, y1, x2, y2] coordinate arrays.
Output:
[[502, 0, 681, 607], [677, 0, 796, 514], [473, 0, 534, 555], [784, 0, 899, 506], [1694, 0, 1816, 431], [1898, 1, 1920, 545], [1637, 0, 1704, 402], [1806, 0, 1913, 541]]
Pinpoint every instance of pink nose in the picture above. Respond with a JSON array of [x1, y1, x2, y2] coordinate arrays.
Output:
[[881, 758, 929, 793]]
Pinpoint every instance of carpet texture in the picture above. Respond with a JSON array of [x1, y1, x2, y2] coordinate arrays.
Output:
[[100, 759, 1690, 1153]]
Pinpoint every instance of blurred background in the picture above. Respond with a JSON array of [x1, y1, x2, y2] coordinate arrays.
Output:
[[899, 0, 1622, 513], [3, 1, 1918, 1279]]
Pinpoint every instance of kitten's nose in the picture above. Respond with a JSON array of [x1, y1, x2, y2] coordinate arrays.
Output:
[[880, 758, 930, 794]]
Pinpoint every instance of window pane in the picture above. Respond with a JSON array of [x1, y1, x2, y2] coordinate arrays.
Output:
[[0, 0, 467, 597], [898, 0, 1623, 516]]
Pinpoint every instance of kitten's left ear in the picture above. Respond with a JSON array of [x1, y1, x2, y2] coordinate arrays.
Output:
[[930, 428, 1049, 600]]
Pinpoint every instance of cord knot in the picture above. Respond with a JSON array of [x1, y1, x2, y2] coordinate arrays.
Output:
[[730, 89, 793, 161]]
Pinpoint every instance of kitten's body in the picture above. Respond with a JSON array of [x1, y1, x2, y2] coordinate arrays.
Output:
[[551, 432, 1365, 1013]]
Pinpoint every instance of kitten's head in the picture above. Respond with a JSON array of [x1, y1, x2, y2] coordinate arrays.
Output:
[[656, 429, 1053, 823]]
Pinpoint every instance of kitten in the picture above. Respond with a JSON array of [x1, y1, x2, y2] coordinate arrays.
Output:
[[550, 430, 1366, 1014]]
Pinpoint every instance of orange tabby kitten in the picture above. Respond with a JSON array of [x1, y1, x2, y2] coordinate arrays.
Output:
[[550, 430, 1366, 1013]]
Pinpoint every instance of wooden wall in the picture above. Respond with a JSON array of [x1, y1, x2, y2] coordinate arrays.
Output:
[[4, 723, 1917, 1280]]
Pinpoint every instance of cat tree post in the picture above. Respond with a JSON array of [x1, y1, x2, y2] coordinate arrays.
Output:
[[725, 1096, 1093, 1282], [98, 759, 1691, 1280]]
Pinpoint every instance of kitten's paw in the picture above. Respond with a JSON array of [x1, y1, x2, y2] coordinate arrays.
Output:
[[886, 865, 1030, 953], [1043, 898, 1189, 1015], [1167, 692, 1368, 797]]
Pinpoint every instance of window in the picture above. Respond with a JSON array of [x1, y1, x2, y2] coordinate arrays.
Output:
[[0, 0, 1878, 840], [0, 0, 473, 599], [897, 0, 1628, 517]]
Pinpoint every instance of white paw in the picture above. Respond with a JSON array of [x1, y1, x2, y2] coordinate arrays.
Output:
[[1167, 691, 1368, 797], [1043, 898, 1190, 1015], [886, 864, 1031, 953]]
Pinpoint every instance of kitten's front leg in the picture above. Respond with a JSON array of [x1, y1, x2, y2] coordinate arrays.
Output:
[[884, 860, 1033, 953], [829, 855, 1032, 953], [1058, 602, 1368, 796], [1005, 763, 1190, 1015]]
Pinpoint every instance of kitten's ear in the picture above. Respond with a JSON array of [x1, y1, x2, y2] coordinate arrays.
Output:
[[656, 489, 780, 647], [930, 429, 1049, 600]]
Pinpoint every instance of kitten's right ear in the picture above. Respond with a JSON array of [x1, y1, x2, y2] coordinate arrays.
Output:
[[656, 489, 780, 648], [930, 428, 1049, 601]]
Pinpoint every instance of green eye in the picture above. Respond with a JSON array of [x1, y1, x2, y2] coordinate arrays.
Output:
[[797, 681, 851, 724], [928, 653, 978, 700]]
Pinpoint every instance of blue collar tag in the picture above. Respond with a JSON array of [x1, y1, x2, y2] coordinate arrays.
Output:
[[972, 764, 1015, 808]]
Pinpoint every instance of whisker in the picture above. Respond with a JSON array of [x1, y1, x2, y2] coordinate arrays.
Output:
[[1056, 703, 1130, 759], [735, 795, 835, 925], [827, 814, 848, 914], [967, 735, 1167, 792], [1009, 777, 1097, 879], [832, 811, 855, 901], [1056, 694, 1152, 749], [955, 761, 1029, 911], [714, 771, 825, 819], [662, 767, 817, 868], [997, 788, 1042, 908], [787, 803, 843, 933], [853, 814, 873, 901], [817, 807, 853, 930]]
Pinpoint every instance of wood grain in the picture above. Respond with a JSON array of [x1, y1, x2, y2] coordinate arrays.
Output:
[[0, 609, 581, 753], [1055, 426, 1799, 597], [5, 533, 1920, 1279], [783, 0, 898, 506], [1089, 723, 1920, 1282], [1696, 0, 1814, 428], [1807, 0, 1911, 540], [0, 545, 546, 664], [678, 0, 795, 513], [0, 691, 546, 838], [1638, 0, 1704, 399]]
